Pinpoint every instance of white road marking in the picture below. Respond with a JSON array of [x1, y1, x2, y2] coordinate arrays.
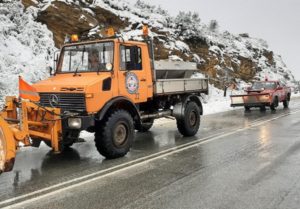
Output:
[[1, 109, 300, 208]]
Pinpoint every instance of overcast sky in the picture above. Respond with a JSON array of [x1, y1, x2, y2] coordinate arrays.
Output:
[[128, 0, 300, 79]]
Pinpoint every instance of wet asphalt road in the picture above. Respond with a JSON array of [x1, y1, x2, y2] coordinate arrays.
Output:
[[1, 98, 300, 208]]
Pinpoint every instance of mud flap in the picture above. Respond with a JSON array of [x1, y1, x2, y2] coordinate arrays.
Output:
[[0, 117, 16, 174]]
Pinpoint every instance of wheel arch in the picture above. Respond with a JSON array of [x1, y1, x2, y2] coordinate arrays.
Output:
[[173, 94, 203, 120], [97, 97, 141, 124]]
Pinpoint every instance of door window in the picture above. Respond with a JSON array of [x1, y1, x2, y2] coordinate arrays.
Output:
[[120, 45, 142, 70]]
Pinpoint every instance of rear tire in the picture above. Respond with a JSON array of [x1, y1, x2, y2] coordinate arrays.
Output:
[[95, 110, 134, 159], [283, 94, 290, 108], [270, 97, 278, 111], [283, 100, 289, 108], [176, 102, 201, 137]]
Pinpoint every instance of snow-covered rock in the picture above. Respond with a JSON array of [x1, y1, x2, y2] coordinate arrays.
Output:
[[0, 1, 55, 104]]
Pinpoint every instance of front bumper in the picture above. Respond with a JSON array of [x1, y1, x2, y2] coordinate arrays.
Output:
[[231, 102, 271, 107], [230, 93, 271, 107]]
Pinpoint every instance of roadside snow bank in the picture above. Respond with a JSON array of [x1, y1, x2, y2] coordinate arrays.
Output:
[[0, 1, 55, 104], [202, 85, 237, 115]]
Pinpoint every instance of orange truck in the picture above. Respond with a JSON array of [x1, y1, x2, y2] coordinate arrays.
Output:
[[230, 80, 291, 111], [0, 30, 208, 174]]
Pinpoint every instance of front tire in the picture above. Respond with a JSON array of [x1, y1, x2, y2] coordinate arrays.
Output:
[[95, 110, 134, 159], [244, 106, 250, 111], [176, 102, 201, 137], [260, 106, 266, 112], [41, 131, 79, 149]]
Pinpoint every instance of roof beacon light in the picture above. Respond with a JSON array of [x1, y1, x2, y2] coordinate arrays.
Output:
[[142, 25, 149, 37], [106, 27, 115, 37], [71, 34, 79, 42]]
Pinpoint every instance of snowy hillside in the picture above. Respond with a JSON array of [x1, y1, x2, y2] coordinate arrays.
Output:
[[0, 1, 55, 104], [92, 0, 294, 85], [25, 0, 294, 84], [0, 0, 296, 108]]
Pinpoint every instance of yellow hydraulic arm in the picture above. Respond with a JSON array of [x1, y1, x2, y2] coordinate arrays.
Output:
[[0, 96, 62, 174]]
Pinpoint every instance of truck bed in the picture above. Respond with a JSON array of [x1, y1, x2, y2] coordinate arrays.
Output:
[[153, 64, 209, 95]]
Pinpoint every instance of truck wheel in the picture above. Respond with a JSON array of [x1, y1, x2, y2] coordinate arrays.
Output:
[[283, 94, 290, 108], [244, 106, 250, 111], [270, 97, 278, 111], [41, 140, 68, 151], [283, 99, 289, 108], [176, 102, 200, 137], [136, 119, 154, 132], [43, 140, 73, 149], [95, 110, 134, 159], [41, 131, 79, 149], [260, 106, 266, 112]]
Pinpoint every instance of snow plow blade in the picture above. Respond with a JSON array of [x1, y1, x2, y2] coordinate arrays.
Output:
[[0, 96, 62, 175], [230, 93, 271, 107], [0, 116, 16, 174]]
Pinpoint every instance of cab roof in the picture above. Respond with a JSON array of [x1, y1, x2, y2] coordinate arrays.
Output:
[[63, 38, 147, 48]]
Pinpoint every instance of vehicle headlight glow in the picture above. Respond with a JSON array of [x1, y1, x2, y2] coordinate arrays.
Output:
[[68, 118, 82, 129]]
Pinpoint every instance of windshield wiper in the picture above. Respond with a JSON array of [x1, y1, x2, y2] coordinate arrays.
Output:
[[73, 64, 81, 77], [74, 47, 86, 77]]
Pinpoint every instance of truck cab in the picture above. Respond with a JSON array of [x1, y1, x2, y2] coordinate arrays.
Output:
[[35, 39, 154, 114]]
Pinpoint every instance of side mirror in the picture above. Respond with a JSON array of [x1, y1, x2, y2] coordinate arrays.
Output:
[[47, 66, 54, 76], [277, 86, 283, 90], [53, 50, 60, 72]]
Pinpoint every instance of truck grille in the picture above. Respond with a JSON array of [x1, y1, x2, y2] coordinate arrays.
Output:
[[39, 93, 86, 112]]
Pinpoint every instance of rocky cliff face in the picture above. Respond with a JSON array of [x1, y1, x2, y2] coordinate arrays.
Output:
[[18, 0, 296, 87]]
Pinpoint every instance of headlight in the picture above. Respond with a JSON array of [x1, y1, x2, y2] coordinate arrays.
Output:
[[68, 118, 82, 129]]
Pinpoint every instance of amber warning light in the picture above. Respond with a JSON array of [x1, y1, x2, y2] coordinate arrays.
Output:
[[106, 28, 115, 37], [142, 25, 149, 37], [71, 34, 79, 42]]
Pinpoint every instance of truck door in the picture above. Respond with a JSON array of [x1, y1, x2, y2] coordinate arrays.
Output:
[[117, 44, 148, 103]]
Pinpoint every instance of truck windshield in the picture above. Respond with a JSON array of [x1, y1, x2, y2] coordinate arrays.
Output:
[[58, 42, 114, 73], [252, 82, 276, 90]]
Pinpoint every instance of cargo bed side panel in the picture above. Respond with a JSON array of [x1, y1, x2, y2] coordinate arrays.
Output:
[[154, 79, 208, 95]]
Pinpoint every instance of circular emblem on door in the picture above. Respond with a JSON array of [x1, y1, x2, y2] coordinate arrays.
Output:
[[49, 94, 59, 107], [125, 72, 139, 94]]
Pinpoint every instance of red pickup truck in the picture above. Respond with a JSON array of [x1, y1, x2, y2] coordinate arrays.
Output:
[[231, 80, 291, 111]]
